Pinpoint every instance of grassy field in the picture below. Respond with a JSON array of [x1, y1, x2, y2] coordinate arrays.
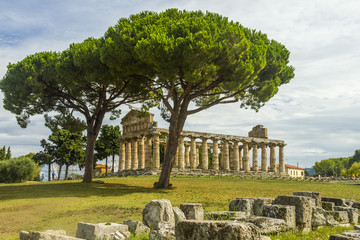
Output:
[[0, 175, 359, 239]]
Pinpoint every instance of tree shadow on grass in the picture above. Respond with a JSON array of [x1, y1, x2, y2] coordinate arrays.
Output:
[[0, 181, 169, 201]]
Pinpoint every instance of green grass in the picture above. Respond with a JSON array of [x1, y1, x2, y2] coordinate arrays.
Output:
[[1, 175, 359, 239]]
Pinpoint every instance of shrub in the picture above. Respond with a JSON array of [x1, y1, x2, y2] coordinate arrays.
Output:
[[0, 157, 35, 183]]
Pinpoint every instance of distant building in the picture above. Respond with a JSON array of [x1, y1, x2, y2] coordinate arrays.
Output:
[[94, 164, 110, 175], [276, 163, 304, 178]]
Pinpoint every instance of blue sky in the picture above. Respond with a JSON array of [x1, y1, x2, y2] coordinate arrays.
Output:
[[1, 0, 360, 167]]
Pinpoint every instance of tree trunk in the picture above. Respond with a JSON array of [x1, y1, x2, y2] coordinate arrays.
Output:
[[57, 163, 62, 180], [156, 111, 188, 188], [105, 156, 108, 176], [83, 128, 98, 182], [65, 164, 69, 180], [112, 153, 115, 173]]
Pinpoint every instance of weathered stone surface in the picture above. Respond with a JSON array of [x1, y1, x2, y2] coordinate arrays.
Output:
[[150, 222, 175, 240], [204, 211, 248, 220], [329, 234, 359, 240], [329, 211, 349, 224], [180, 203, 204, 220], [342, 230, 360, 238], [322, 201, 335, 211], [143, 199, 175, 229], [230, 216, 290, 234], [229, 198, 255, 215], [113, 230, 131, 240], [123, 220, 150, 236], [345, 200, 355, 208], [273, 195, 314, 231], [322, 197, 347, 207], [172, 207, 186, 223], [175, 220, 262, 240], [334, 206, 359, 224], [354, 225, 360, 230], [352, 202, 360, 209], [312, 206, 339, 228], [293, 192, 322, 207], [20, 231, 83, 240], [76, 222, 129, 240], [262, 204, 296, 228], [43, 230, 67, 235], [253, 198, 273, 216]]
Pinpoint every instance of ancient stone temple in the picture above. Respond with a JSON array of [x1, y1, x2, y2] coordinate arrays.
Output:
[[118, 109, 287, 176]]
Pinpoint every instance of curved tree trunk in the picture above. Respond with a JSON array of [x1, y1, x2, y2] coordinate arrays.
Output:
[[83, 128, 97, 182], [156, 109, 188, 188], [57, 163, 62, 180], [48, 162, 51, 182], [65, 164, 69, 180], [112, 153, 115, 173], [105, 156, 108, 176]]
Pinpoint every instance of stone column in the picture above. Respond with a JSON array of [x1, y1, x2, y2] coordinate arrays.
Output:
[[252, 144, 259, 172], [185, 145, 190, 166], [138, 136, 145, 169], [119, 140, 125, 171], [243, 142, 250, 172], [174, 145, 179, 168], [125, 140, 132, 170], [212, 139, 219, 170], [201, 137, 208, 170], [239, 147, 243, 170], [261, 145, 268, 172], [153, 133, 160, 169], [222, 140, 230, 170], [190, 137, 197, 169], [270, 144, 276, 172], [233, 141, 240, 171], [196, 147, 200, 168], [279, 145, 285, 174], [178, 137, 185, 170], [145, 135, 152, 169], [131, 138, 138, 169]]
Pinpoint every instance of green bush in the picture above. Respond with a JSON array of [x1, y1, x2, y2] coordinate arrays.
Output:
[[0, 157, 35, 183]]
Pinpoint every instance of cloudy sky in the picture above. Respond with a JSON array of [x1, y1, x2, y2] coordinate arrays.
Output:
[[0, 0, 359, 168]]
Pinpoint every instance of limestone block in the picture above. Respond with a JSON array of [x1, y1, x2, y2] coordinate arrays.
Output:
[[322, 197, 347, 207], [355, 225, 360, 230], [329, 211, 349, 224], [230, 216, 290, 234], [329, 234, 359, 240], [175, 220, 261, 240], [180, 203, 204, 220], [312, 206, 339, 227], [76, 222, 129, 240], [322, 201, 335, 211], [113, 230, 131, 240], [43, 230, 67, 235], [273, 195, 314, 231], [253, 198, 273, 216], [262, 204, 296, 228], [345, 200, 355, 207], [20, 231, 83, 240], [228, 198, 256, 215], [142, 199, 175, 229], [334, 206, 359, 224], [204, 211, 247, 220], [342, 230, 360, 238], [123, 220, 150, 236], [172, 207, 186, 223], [293, 192, 322, 207], [149, 222, 175, 240]]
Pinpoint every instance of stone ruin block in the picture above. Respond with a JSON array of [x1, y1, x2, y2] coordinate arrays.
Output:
[[150, 221, 175, 240], [230, 215, 291, 234], [142, 199, 175, 229], [322, 197, 347, 207], [20, 230, 83, 240], [329, 211, 349, 224], [123, 220, 150, 236], [334, 206, 359, 224], [175, 220, 262, 240], [345, 200, 355, 208], [254, 198, 273, 216], [273, 195, 315, 231], [180, 203, 204, 220], [172, 207, 186, 223], [76, 222, 130, 240], [329, 234, 360, 240], [248, 125, 268, 138], [204, 211, 247, 220], [262, 204, 296, 228], [312, 206, 338, 228], [293, 192, 322, 207], [355, 225, 360, 230], [229, 198, 255, 215], [322, 201, 335, 211]]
